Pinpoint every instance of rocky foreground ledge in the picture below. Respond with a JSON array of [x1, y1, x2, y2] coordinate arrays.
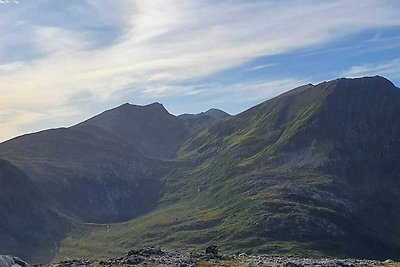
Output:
[[5, 247, 400, 267], [0, 255, 30, 267]]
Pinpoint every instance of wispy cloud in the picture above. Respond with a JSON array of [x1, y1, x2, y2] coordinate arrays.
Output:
[[135, 78, 307, 104], [0, 0, 20, 4], [0, 0, 400, 141], [245, 64, 275, 71], [344, 58, 400, 79]]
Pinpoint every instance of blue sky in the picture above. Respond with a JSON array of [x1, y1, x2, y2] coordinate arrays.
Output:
[[0, 0, 400, 141]]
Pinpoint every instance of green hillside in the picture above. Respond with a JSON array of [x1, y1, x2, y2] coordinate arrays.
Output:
[[56, 76, 400, 261]]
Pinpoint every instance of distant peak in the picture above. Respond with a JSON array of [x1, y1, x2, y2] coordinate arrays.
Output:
[[114, 102, 168, 112], [204, 108, 231, 119], [118, 102, 132, 108], [178, 108, 230, 120], [206, 108, 224, 112], [142, 102, 168, 112], [145, 102, 164, 108]]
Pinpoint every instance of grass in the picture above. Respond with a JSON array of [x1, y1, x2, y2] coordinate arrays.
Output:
[[55, 87, 400, 261], [56, 162, 336, 261]]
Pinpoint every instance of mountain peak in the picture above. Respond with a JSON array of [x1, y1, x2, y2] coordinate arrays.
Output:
[[143, 102, 168, 112], [114, 102, 168, 113], [279, 76, 398, 102], [72, 102, 187, 159], [326, 75, 396, 89], [178, 108, 230, 120], [146, 102, 163, 107], [119, 102, 131, 107], [321, 76, 399, 101], [204, 108, 231, 119], [341, 75, 391, 82]]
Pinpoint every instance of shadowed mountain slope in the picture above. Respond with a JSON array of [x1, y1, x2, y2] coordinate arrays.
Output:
[[0, 103, 189, 261], [73, 103, 189, 159], [0, 127, 170, 223], [0, 159, 69, 263], [58, 76, 400, 260]]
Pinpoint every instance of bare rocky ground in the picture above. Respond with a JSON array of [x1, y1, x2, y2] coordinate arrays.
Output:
[[30, 247, 400, 267]]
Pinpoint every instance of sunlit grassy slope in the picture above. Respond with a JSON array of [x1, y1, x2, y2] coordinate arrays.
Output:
[[57, 168, 329, 260], [57, 77, 400, 261]]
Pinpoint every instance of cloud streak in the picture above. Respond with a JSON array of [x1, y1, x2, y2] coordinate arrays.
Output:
[[0, 0, 400, 141], [344, 58, 400, 80]]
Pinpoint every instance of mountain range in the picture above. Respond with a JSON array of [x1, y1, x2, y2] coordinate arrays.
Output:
[[0, 76, 399, 263]]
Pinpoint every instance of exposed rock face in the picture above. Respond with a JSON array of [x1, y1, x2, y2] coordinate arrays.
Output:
[[0, 256, 29, 267]]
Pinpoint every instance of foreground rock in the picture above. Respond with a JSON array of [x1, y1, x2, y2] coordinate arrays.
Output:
[[43, 247, 400, 267], [0, 256, 30, 267], [235, 255, 397, 267]]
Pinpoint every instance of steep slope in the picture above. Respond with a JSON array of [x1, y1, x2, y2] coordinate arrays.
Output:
[[175, 76, 400, 258], [0, 159, 69, 263], [0, 103, 188, 262], [73, 103, 188, 159], [0, 103, 190, 224], [0, 128, 169, 223], [59, 76, 400, 260]]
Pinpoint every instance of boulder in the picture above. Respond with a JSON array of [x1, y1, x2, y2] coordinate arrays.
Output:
[[0, 256, 29, 267], [125, 247, 164, 257], [205, 245, 218, 255]]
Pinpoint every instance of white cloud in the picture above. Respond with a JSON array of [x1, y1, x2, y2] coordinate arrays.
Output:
[[133, 78, 306, 102], [344, 58, 400, 80], [0, 0, 400, 141], [187, 78, 308, 105], [0, 0, 17, 4], [246, 64, 275, 71]]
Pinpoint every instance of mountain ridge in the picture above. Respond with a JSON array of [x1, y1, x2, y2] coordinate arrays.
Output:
[[1, 76, 399, 262], [58, 76, 400, 260], [178, 108, 231, 120]]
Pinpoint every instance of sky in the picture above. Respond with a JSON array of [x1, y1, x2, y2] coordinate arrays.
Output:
[[0, 0, 400, 142]]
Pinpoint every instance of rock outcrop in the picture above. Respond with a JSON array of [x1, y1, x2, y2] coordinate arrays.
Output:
[[0, 256, 29, 267], [47, 247, 398, 267]]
